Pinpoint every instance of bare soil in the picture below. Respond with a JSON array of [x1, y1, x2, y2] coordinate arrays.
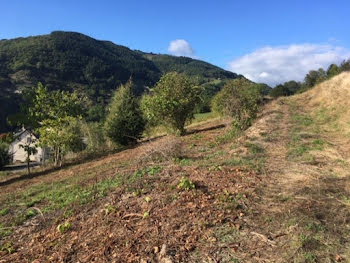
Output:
[[0, 97, 349, 262]]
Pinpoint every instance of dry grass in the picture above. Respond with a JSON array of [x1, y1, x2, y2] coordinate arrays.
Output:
[[297, 72, 350, 134], [138, 135, 184, 163]]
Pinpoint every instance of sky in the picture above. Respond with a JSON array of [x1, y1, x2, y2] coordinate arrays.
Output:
[[1, 0, 350, 86]]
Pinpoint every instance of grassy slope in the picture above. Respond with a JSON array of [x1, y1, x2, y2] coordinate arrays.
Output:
[[1, 74, 350, 262]]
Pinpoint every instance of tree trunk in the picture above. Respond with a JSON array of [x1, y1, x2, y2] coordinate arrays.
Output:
[[54, 147, 59, 166], [26, 154, 30, 175]]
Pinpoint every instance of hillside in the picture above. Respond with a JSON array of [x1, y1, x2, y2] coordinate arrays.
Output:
[[0, 74, 349, 262], [0, 31, 239, 132]]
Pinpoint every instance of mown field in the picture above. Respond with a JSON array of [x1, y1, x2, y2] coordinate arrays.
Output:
[[1, 74, 350, 262]]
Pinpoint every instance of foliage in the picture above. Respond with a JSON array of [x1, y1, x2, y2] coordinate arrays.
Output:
[[0, 31, 239, 132], [57, 222, 71, 233], [256, 83, 272, 96], [339, 59, 350, 72], [141, 72, 202, 135], [39, 117, 83, 166], [141, 53, 239, 79], [104, 80, 145, 145], [326, 64, 340, 78], [19, 140, 38, 174], [269, 81, 302, 98], [177, 176, 195, 191], [304, 68, 327, 89], [0, 142, 10, 169], [80, 121, 107, 151], [212, 79, 262, 130], [21, 83, 83, 166]]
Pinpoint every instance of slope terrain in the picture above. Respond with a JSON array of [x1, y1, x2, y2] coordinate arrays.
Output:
[[0, 74, 350, 262]]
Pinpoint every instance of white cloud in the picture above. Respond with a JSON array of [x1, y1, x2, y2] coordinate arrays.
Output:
[[228, 44, 350, 86], [168, 39, 195, 58]]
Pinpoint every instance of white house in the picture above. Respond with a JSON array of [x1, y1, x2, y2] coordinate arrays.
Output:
[[8, 128, 49, 163]]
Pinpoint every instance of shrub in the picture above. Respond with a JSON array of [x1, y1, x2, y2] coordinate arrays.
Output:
[[0, 143, 10, 169], [141, 72, 202, 135], [80, 121, 107, 151], [104, 80, 145, 145], [212, 79, 262, 130]]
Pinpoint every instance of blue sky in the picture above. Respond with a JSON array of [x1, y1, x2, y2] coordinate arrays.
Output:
[[1, 0, 350, 85]]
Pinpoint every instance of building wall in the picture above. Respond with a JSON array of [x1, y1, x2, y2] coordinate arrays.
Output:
[[9, 131, 46, 163]]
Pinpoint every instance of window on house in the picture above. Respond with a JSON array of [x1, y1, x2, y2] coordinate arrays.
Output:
[[27, 137, 31, 144]]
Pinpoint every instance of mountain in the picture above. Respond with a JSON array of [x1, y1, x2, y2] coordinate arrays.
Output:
[[0, 31, 240, 132]]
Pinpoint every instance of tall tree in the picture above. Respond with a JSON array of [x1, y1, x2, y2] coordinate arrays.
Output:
[[327, 64, 340, 78], [19, 140, 37, 174], [104, 80, 145, 145], [304, 68, 327, 89], [17, 83, 82, 166]]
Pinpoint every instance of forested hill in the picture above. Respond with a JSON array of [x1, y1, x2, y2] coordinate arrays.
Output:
[[0, 31, 240, 132]]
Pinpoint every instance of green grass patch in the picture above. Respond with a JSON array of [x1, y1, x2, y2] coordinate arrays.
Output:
[[0, 207, 9, 216], [191, 112, 218, 124], [174, 157, 193, 166], [288, 110, 327, 161]]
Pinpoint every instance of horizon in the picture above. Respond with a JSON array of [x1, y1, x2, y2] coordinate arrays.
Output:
[[1, 0, 350, 86]]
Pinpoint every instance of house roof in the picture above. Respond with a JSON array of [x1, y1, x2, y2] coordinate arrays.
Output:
[[12, 128, 38, 142]]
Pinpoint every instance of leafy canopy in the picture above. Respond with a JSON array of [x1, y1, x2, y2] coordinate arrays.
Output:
[[104, 81, 145, 145], [141, 72, 202, 135], [21, 83, 83, 166], [212, 78, 262, 130]]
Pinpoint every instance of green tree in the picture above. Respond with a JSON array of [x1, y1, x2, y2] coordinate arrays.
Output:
[[327, 64, 340, 78], [141, 72, 202, 135], [0, 142, 10, 170], [340, 59, 350, 72], [212, 79, 262, 130], [19, 140, 38, 174], [18, 83, 83, 166], [256, 83, 272, 96], [38, 117, 82, 166], [104, 81, 145, 145], [304, 68, 327, 89], [269, 81, 301, 98]]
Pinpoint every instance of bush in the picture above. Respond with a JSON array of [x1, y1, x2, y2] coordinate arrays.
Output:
[[80, 121, 107, 151], [269, 81, 302, 98], [104, 81, 145, 145], [141, 72, 202, 135], [212, 79, 262, 130], [0, 143, 10, 169]]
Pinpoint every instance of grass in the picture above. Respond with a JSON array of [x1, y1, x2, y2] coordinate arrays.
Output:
[[191, 111, 219, 124], [0, 163, 163, 239], [0, 171, 10, 178], [288, 108, 327, 161], [144, 112, 219, 138], [222, 142, 266, 172]]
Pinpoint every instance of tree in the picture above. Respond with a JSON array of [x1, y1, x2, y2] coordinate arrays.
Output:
[[0, 142, 10, 170], [340, 59, 350, 72], [304, 68, 327, 89], [327, 64, 340, 78], [212, 79, 262, 130], [38, 117, 83, 166], [19, 140, 37, 174], [141, 72, 202, 135], [269, 81, 302, 98], [18, 83, 83, 166], [104, 81, 145, 145], [256, 83, 272, 96]]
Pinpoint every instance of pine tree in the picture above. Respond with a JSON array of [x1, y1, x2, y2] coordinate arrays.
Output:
[[104, 81, 145, 145]]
